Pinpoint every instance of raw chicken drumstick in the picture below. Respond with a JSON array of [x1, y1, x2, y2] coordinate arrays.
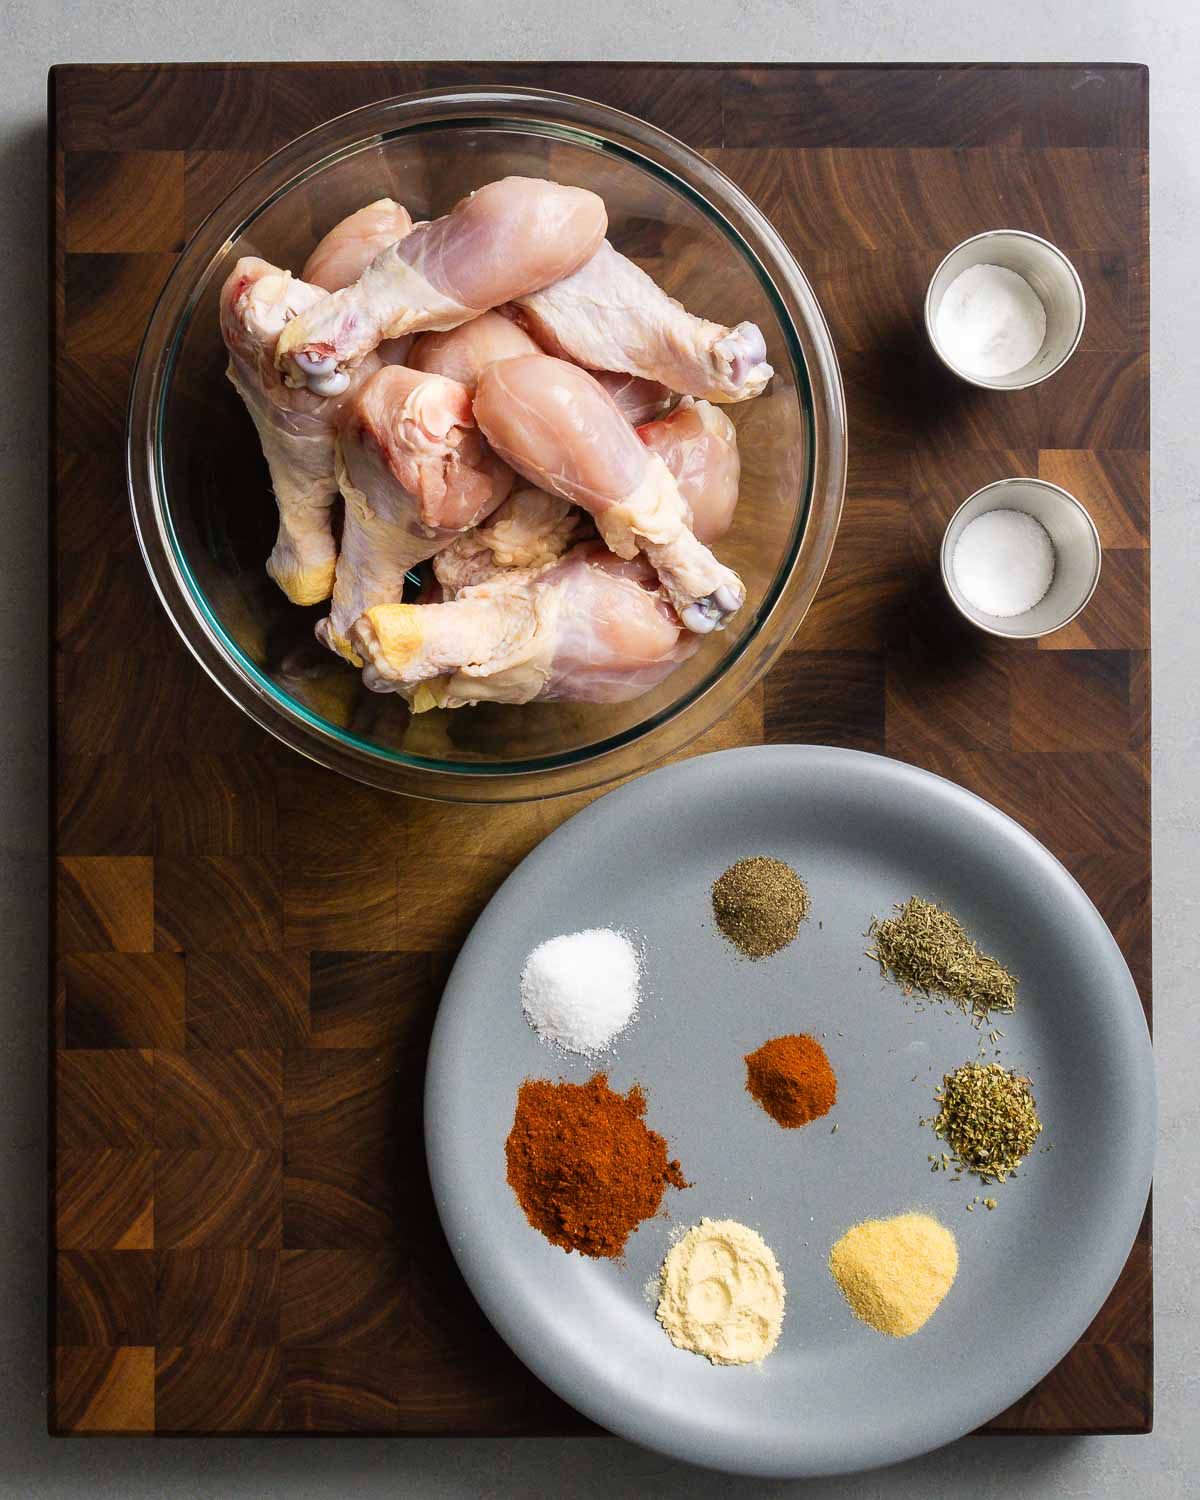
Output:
[[433, 486, 589, 596], [301, 198, 413, 291], [592, 369, 672, 425], [473, 355, 745, 633], [411, 310, 670, 420], [637, 397, 740, 544], [408, 309, 541, 392], [277, 177, 607, 389], [302, 197, 417, 365], [512, 239, 773, 403], [219, 256, 379, 605], [409, 307, 671, 422], [433, 394, 733, 596], [411, 309, 670, 419], [318, 365, 512, 663], [352, 541, 699, 709], [432, 391, 724, 597]]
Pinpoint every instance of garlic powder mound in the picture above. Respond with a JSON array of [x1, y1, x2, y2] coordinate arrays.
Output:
[[828, 1212, 958, 1337], [656, 1217, 785, 1365]]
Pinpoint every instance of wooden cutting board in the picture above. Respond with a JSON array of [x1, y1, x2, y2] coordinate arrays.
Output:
[[50, 61, 1151, 1437]]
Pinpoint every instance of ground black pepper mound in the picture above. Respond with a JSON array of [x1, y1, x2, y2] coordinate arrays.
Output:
[[711, 856, 810, 959]]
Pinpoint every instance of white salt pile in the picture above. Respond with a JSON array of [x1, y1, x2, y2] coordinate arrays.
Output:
[[936, 263, 1047, 379], [952, 509, 1056, 618], [520, 928, 642, 1054]]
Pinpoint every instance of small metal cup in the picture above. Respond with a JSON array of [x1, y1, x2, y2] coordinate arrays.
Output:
[[940, 478, 1102, 640], [925, 230, 1086, 390]]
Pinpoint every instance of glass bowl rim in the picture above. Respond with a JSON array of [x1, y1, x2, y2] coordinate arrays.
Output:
[[127, 85, 847, 801]]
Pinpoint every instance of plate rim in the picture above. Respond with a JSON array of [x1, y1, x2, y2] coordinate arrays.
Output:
[[424, 745, 1156, 1476]]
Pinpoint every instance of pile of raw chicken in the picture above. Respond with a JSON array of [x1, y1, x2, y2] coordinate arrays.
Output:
[[219, 176, 773, 710]]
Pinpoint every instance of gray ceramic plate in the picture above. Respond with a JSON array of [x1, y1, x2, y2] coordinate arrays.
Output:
[[425, 746, 1155, 1477]]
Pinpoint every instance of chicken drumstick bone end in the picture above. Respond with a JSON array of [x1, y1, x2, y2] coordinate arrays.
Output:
[[352, 590, 538, 689]]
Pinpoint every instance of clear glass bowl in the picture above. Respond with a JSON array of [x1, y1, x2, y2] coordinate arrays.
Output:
[[128, 87, 846, 801]]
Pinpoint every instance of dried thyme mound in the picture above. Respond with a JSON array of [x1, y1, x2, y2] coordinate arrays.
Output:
[[711, 856, 810, 959], [868, 896, 1018, 1022], [924, 1061, 1043, 1185]]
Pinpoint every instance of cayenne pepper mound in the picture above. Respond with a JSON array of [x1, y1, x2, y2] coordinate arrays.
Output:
[[745, 1033, 837, 1128], [505, 1072, 688, 1258]]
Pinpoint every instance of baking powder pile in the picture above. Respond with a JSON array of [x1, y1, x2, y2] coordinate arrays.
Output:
[[935, 263, 1046, 378], [656, 1218, 786, 1365], [952, 508, 1056, 617], [520, 928, 641, 1053]]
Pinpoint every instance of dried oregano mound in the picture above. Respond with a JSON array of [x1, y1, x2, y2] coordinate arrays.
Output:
[[868, 896, 1018, 1022], [924, 1061, 1043, 1185]]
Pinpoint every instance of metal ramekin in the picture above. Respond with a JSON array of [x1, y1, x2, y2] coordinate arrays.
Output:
[[940, 477, 1102, 640], [925, 230, 1086, 391]]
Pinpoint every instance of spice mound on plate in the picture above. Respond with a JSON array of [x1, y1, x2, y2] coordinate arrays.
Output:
[[925, 1060, 1043, 1185], [712, 856, 810, 959], [505, 1072, 688, 1258], [868, 896, 1018, 1022], [520, 927, 641, 1054], [829, 1213, 958, 1338], [656, 1217, 785, 1365], [745, 1033, 837, 1128]]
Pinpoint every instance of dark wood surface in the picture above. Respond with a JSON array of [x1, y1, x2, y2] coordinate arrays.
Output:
[[50, 62, 1151, 1437]]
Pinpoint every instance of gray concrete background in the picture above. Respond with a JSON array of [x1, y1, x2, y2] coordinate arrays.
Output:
[[2, 2, 1195, 1495]]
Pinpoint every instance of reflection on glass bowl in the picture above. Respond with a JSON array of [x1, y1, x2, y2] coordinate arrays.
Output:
[[128, 88, 846, 802]]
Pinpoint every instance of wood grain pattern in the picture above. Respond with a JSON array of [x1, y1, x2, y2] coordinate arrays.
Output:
[[765, 651, 885, 750], [57, 1252, 157, 1345], [155, 855, 284, 952], [154, 1050, 283, 1147], [153, 753, 279, 856], [60, 651, 265, 757], [56, 450, 134, 553], [56, 550, 176, 655], [56, 856, 154, 952], [154, 1150, 283, 1248], [63, 952, 184, 1049], [58, 754, 154, 855], [65, 151, 185, 252], [156, 1250, 281, 1347], [185, 949, 310, 1048], [281, 1249, 409, 1346], [156, 1346, 282, 1432], [1037, 450, 1149, 547], [50, 62, 1150, 1438], [55, 1347, 155, 1432], [281, 1348, 403, 1433], [57, 1050, 155, 1146], [309, 952, 447, 1048], [56, 1150, 154, 1250]]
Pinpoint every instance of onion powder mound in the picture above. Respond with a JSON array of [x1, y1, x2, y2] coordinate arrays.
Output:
[[520, 928, 642, 1054]]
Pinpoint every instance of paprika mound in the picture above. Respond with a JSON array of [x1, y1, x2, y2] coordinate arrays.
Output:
[[505, 1072, 688, 1258], [745, 1033, 837, 1127]]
